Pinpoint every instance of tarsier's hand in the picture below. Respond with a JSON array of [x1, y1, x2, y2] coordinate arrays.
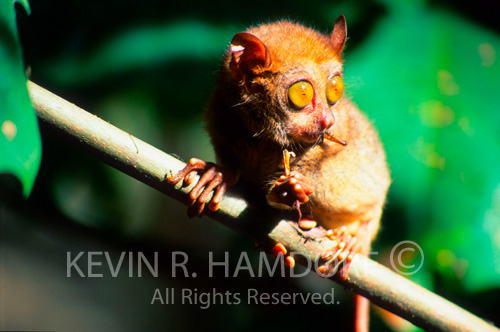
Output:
[[267, 171, 313, 208], [166, 158, 237, 217], [268, 150, 313, 209]]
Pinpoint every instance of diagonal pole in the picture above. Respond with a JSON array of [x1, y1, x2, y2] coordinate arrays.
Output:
[[28, 80, 499, 332]]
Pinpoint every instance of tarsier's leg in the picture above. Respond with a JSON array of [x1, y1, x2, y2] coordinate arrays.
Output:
[[166, 158, 237, 217], [318, 215, 379, 332]]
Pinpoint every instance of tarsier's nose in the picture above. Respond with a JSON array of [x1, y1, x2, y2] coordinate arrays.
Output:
[[320, 109, 335, 130]]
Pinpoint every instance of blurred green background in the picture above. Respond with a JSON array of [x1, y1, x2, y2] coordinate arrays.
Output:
[[1, 0, 500, 331]]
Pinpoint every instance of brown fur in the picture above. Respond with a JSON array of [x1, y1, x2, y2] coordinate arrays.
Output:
[[203, 17, 390, 332], [206, 19, 389, 243]]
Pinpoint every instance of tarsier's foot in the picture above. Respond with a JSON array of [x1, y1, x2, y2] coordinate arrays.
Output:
[[166, 158, 236, 217], [318, 226, 361, 279], [268, 171, 313, 208], [271, 243, 296, 268]]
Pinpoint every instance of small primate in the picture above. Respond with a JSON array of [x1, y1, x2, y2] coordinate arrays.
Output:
[[168, 15, 390, 332]]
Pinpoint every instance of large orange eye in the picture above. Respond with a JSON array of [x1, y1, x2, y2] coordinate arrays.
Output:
[[288, 81, 314, 109], [326, 75, 344, 104]]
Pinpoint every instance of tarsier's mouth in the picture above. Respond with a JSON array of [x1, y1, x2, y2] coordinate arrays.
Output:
[[301, 132, 324, 143], [299, 130, 347, 148]]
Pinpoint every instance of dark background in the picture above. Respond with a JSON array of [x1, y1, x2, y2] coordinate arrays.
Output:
[[2, 0, 500, 331]]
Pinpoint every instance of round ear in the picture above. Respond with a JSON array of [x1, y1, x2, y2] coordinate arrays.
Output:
[[229, 32, 271, 81], [330, 15, 347, 55]]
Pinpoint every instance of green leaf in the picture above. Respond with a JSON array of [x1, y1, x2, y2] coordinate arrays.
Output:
[[0, 0, 41, 197], [346, 5, 500, 291]]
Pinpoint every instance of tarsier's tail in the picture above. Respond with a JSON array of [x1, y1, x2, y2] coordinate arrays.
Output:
[[355, 294, 370, 332]]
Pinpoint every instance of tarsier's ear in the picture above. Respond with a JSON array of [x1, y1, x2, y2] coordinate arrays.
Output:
[[229, 32, 271, 82], [330, 15, 347, 55]]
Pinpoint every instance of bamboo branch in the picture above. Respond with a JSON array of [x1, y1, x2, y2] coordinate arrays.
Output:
[[28, 80, 498, 332]]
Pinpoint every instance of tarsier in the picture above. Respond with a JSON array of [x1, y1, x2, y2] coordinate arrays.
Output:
[[168, 15, 390, 332]]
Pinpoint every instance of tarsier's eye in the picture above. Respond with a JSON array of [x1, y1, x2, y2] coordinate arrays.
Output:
[[326, 75, 344, 105], [288, 80, 314, 109]]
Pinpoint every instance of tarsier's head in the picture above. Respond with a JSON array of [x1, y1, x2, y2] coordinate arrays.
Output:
[[224, 15, 347, 149]]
